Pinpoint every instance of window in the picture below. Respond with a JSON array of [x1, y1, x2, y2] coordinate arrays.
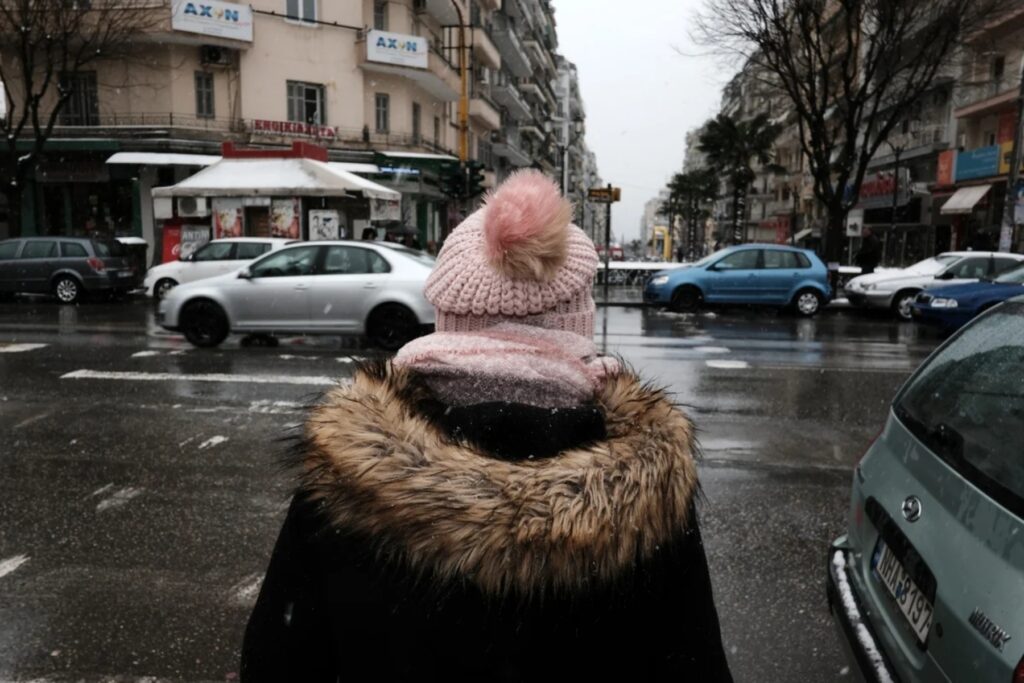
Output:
[[478, 138, 493, 169], [322, 246, 389, 275], [287, 81, 325, 124], [714, 249, 759, 270], [993, 55, 1006, 80], [250, 245, 319, 277], [61, 242, 88, 258], [22, 241, 57, 259], [762, 250, 801, 269], [193, 242, 235, 261], [375, 93, 390, 133], [992, 257, 1022, 275], [895, 303, 1024, 517], [412, 102, 421, 144], [59, 72, 98, 126], [434, 116, 441, 148], [945, 257, 990, 280], [236, 242, 272, 260], [195, 72, 215, 119], [286, 0, 316, 23], [373, 1, 388, 30], [0, 241, 19, 260]]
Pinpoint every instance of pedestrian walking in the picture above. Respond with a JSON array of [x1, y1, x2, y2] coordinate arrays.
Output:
[[240, 169, 733, 682], [854, 226, 882, 274]]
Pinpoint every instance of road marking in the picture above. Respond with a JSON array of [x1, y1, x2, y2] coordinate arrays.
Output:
[[249, 399, 304, 414], [61, 369, 338, 386], [0, 343, 47, 353], [131, 350, 162, 358], [96, 487, 143, 512], [0, 554, 29, 579], [198, 435, 228, 450], [229, 573, 264, 606], [705, 360, 750, 369], [90, 483, 115, 497], [13, 411, 51, 430], [694, 346, 730, 354]]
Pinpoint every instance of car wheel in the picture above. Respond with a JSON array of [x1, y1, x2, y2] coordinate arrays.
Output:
[[669, 285, 702, 313], [367, 303, 419, 351], [892, 290, 919, 321], [793, 288, 823, 317], [181, 299, 229, 348], [53, 276, 81, 304], [154, 278, 178, 300]]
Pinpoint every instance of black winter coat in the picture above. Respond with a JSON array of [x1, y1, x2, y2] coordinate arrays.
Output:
[[241, 363, 733, 682]]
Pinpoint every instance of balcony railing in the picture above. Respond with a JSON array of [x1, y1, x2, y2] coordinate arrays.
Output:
[[50, 113, 240, 131], [953, 74, 1021, 111]]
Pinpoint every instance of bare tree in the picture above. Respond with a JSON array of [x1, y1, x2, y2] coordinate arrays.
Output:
[[0, 0, 162, 236], [695, 0, 1005, 275]]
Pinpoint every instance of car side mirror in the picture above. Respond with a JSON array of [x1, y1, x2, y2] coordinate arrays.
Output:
[[179, 253, 192, 262], [935, 271, 954, 280], [707, 263, 719, 271], [238, 267, 252, 279]]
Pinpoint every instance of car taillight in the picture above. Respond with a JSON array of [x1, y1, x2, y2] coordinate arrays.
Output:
[[1013, 655, 1024, 683], [87, 257, 105, 272]]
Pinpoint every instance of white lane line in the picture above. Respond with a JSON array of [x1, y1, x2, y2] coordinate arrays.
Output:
[[131, 350, 162, 358], [693, 346, 731, 354], [705, 360, 750, 369], [249, 399, 303, 414], [61, 369, 337, 386], [96, 487, 144, 512], [90, 483, 115, 498], [0, 343, 47, 353], [13, 411, 51, 430], [229, 573, 264, 605], [198, 435, 228, 450], [0, 554, 29, 579]]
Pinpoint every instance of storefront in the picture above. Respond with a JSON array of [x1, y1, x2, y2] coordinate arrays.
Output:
[[150, 142, 400, 264]]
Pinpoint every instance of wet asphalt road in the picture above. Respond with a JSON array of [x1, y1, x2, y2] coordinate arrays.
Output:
[[0, 296, 947, 682]]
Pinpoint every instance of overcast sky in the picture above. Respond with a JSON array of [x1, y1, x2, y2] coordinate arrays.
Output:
[[553, 0, 731, 243]]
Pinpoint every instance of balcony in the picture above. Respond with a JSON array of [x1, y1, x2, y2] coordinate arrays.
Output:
[[522, 34, 555, 74], [358, 45, 460, 102], [48, 112, 241, 138], [491, 128, 531, 166], [421, 0, 461, 24], [472, 27, 501, 70], [953, 75, 1021, 119], [491, 75, 531, 121], [519, 122, 544, 140], [491, 13, 531, 77], [470, 94, 501, 131]]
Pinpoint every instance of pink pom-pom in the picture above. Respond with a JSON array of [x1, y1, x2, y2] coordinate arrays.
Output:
[[482, 169, 572, 281]]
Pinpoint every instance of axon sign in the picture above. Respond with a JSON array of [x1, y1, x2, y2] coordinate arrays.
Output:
[[366, 30, 428, 69], [171, 0, 253, 43]]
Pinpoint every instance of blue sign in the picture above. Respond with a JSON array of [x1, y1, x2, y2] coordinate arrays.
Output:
[[955, 145, 1000, 182]]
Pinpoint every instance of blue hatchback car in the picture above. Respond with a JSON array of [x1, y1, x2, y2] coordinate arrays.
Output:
[[912, 264, 1024, 332], [643, 244, 832, 316]]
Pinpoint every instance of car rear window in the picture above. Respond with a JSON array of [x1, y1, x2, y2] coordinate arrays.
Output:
[[895, 302, 1024, 517], [61, 242, 88, 258], [93, 241, 112, 257]]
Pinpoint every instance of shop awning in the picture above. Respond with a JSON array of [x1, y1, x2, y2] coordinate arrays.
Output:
[[940, 184, 991, 215], [792, 228, 813, 241], [380, 151, 458, 161], [151, 158, 399, 201], [106, 152, 221, 167]]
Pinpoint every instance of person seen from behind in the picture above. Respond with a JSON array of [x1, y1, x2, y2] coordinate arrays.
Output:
[[240, 169, 734, 682], [854, 226, 882, 274]]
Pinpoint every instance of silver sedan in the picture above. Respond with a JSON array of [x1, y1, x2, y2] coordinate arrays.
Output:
[[158, 241, 435, 349]]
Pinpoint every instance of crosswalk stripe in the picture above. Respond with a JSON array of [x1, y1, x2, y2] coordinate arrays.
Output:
[[0, 343, 47, 353]]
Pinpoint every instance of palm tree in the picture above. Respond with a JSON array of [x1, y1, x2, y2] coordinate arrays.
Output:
[[664, 169, 719, 260], [698, 113, 783, 244]]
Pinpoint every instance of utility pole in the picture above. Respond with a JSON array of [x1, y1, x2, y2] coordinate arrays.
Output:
[[999, 72, 1024, 252], [604, 183, 612, 302]]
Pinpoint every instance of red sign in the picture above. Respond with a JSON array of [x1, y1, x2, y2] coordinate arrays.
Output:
[[937, 150, 956, 186], [250, 119, 338, 141], [161, 223, 182, 264], [998, 111, 1017, 144], [760, 215, 791, 243]]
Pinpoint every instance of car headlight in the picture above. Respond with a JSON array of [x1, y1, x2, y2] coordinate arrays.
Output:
[[930, 298, 959, 309], [862, 283, 875, 291], [649, 275, 669, 286]]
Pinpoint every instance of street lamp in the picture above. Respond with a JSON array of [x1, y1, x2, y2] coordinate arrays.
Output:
[[555, 116, 585, 194]]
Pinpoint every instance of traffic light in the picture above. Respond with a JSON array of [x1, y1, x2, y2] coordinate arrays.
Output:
[[466, 161, 486, 198], [438, 162, 462, 198]]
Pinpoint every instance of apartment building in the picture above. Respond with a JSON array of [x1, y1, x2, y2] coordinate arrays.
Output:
[[1, 0, 598, 258]]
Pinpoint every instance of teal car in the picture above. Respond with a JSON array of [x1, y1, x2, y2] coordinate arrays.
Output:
[[828, 297, 1024, 682], [643, 244, 832, 316]]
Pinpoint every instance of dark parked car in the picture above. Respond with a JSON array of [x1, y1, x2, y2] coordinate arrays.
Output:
[[0, 237, 139, 303]]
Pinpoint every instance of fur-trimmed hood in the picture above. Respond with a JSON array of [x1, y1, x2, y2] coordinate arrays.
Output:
[[298, 362, 699, 597]]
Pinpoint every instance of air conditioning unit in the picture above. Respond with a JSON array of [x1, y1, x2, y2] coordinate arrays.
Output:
[[200, 45, 233, 68], [177, 196, 209, 218]]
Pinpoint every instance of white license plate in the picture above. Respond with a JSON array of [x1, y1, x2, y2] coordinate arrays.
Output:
[[872, 540, 933, 644], [118, 271, 133, 278]]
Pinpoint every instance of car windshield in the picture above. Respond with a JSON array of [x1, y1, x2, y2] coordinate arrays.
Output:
[[379, 243, 436, 267], [995, 264, 1024, 284], [895, 302, 1024, 516], [905, 254, 960, 275]]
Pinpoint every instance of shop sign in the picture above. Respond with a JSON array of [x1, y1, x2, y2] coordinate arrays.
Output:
[[998, 111, 1017, 144], [955, 145, 1000, 181], [171, 1, 253, 42], [212, 198, 243, 238], [379, 165, 422, 176], [271, 198, 301, 239], [997, 141, 1024, 175], [180, 225, 210, 259], [846, 209, 864, 238], [366, 30, 428, 69], [937, 150, 956, 186], [250, 119, 338, 141], [759, 215, 790, 243], [855, 168, 910, 209], [370, 196, 402, 222], [309, 210, 343, 240]]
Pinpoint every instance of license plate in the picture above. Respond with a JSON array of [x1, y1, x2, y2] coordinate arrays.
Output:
[[118, 271, 133, 278], [872, 540, 933, 644]]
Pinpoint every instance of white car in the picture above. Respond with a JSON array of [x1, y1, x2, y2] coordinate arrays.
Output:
[[844, 251, 1024, 320], [143, 238, 296, 299], [157, 241, 436, 350]]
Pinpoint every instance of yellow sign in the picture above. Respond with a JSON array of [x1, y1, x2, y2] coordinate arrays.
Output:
[[588, 187, 622, 203], [998, 141, 1024, 175]]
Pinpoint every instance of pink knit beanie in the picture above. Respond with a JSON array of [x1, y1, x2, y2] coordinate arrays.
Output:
[[425, 169, 599, 336]]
